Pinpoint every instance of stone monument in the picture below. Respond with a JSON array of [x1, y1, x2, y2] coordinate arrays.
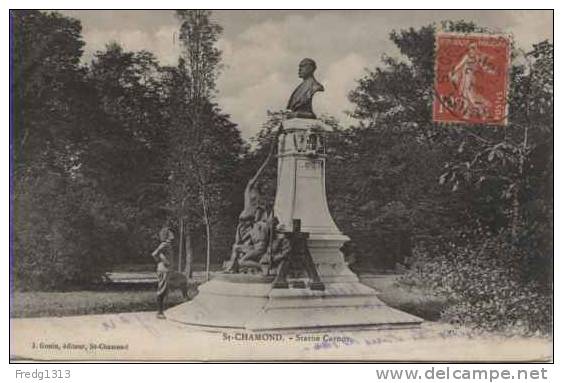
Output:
[[166, 59, 422, 330]]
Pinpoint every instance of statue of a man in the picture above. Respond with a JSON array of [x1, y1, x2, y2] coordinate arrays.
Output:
[[286, 58, 324, 119]]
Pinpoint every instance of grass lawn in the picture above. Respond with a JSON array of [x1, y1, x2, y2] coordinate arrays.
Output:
[[10, 288, 187, 318], [11, 273, 447, 320]]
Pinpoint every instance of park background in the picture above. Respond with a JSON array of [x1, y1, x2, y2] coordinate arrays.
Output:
[[11, 10, 553, 336]]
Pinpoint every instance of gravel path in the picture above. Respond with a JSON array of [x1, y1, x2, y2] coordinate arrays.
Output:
[[10, 311, 552, 362]]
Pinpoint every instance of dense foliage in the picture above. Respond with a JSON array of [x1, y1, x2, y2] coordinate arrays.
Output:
[[12, 10, 117, 290], [339, 22, 552, 333], [12, 10, 244, 289]]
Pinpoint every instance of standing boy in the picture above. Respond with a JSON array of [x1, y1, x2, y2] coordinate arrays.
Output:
[[151, 226, 174, 319]]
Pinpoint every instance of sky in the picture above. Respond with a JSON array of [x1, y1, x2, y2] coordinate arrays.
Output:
[[61, 10, 553, 140]]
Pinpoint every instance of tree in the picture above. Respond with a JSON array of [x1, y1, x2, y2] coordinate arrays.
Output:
[[85, 43, 170, 264], [12, 11, 118, 290], [12, 10, 86, 175], [165, 11, 244, 279], [12, 11, 174, 289]]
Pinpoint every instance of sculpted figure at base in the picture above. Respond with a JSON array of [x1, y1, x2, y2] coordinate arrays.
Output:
[[226, 217, 253, 268], [225, 207, 270, 273], [286, 58, 324, 119], [225, 212, 292, 275], [224, 127, 283, 274]]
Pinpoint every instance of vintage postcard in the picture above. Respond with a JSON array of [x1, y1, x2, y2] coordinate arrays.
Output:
[[9, 9, 553, 362]]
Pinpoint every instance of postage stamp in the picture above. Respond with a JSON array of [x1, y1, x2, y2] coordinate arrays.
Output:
[[433, 32, 511, 126]]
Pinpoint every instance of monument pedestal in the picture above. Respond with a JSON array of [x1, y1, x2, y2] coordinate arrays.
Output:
[[166, 118, 422, 330], [166, 276, 421, 330]]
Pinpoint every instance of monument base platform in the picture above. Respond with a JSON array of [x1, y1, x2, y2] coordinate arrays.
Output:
[[165, 276, 422, 331]]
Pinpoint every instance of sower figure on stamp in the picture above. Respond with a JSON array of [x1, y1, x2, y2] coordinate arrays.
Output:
[[150, 223, 174, 319], [449, 42, 497, 119]]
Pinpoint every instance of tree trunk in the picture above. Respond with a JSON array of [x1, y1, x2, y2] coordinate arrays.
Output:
[[511, 185, 520, 239], [201, 188, 211, 281], [193, 152, 212, 282], [511, 125, 528, 240], [185, 230, 193, 280], [177, 217, 184, 272], [201, 193, 212, 281], [205, 220, 211, 281]]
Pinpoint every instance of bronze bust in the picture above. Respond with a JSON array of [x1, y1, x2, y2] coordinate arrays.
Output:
[[286, 58, 324, 119]]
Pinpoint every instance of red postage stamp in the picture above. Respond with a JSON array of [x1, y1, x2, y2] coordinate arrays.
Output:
[[433, 32, 511, 126]]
